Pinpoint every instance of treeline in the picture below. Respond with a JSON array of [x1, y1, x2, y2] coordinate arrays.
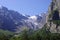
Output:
[[0, 25, 60, 40], [0, 29, 14, 40]]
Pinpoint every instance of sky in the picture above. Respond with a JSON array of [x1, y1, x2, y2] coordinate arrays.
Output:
[[0, 0, 51, 15]]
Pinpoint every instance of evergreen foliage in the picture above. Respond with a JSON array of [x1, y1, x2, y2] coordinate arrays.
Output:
[[0, 25, 60, 40], [9, 25, 60, 40]]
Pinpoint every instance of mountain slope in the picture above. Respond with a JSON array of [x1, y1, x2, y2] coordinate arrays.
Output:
[[0, 6, 46, 32]]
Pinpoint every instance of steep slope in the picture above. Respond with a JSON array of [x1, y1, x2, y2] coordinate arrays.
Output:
[[0, 6, 28, 32], [0, 6, 46, 32], [46, 0, 60, 33]]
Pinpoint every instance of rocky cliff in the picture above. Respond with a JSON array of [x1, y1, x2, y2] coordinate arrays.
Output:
[[47, 0, 60, 33]]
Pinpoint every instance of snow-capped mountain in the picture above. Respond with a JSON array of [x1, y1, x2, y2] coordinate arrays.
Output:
[[0, 6, 46, 32]]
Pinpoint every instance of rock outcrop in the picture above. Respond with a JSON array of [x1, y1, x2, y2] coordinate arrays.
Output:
[[46, 0, 60, 33]]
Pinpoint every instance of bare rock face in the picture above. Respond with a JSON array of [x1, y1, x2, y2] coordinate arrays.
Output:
[[46, 0, 60, 33]]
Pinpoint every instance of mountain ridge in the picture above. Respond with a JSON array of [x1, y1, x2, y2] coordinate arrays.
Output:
[[0, 6, 46, 32]]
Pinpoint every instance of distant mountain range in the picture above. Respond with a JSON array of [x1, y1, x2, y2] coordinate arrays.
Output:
[[0, 6, 46, 32]]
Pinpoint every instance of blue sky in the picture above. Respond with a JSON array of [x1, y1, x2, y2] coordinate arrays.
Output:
[[0, 0, 51, 15]]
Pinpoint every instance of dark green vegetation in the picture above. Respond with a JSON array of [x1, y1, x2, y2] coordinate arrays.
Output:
[[0, 25, 60, 40], [0, 29, 14, 40]]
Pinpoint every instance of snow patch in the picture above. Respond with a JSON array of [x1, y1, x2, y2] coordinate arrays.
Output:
[[39, 14, 42, 16], [22, 14, 26, 16], [29, 16, 37, 20], [34, 23, 38, 25]]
